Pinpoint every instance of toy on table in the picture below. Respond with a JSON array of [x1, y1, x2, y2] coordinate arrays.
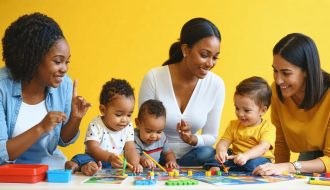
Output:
[[308, 177, 330, 186], [122, 158, 127, 176], [165, 179, 199, 186], [220, 162, 229, 172], [142, 151, 167, 172], [47, 169, 72, 183], [0, 164, 48, 183], [117, 154, 133, 168]]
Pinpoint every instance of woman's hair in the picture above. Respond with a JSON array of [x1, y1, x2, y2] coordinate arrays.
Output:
[[235, 76, 272, 109], [99, 78, 134, 105], [2, 12, 65, 82], [163, 18, 221, 66], [138, 99, 166, 121], [273, 33, 330, 110]]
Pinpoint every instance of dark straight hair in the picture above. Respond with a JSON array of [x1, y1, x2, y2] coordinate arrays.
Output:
[[163, 18, 221, 66], [273, 33, 330, 110]]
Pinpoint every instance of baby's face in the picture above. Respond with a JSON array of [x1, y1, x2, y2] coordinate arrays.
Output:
[[137, 115, 166, 144], [234, 94, 265, 127], [100, 95, 135, 131]]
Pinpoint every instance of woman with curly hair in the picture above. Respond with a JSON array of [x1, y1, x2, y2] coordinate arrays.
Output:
[[0, 13, 91, 169]]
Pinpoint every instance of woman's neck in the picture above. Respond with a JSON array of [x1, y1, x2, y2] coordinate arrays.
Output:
[[22, 79, 46, 104], [170, 61, 198, 84]]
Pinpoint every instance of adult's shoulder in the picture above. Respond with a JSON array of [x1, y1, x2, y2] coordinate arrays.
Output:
[[203, 71, 225, 92], [143, 66, 169, 78], [0, 67, 12, 82]]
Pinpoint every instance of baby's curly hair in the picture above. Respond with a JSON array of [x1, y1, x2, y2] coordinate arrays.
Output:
[[99, 78, 135, 105], [2, 12, 64, 81], [138, 99, 166, 121]]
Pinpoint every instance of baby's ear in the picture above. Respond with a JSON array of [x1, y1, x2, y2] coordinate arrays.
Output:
[[135, 118, 140, 128], [99, 104, 105, 115], [260, 106, 268, 116]]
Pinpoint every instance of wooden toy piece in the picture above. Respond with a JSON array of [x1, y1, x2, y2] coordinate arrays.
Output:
[[308, 178, 330, 186], [220, 162, 229, 173], [47, 169, 72, 183], [168, 171, 174, 177], [216, 171, 222, 176], [173, 169, 180, 177], [142, 151, 167, 172], [149, 171, 155, 180], [187, 170, 193, 177], [312, 173, 321, 177], [165, 179, 199, 186], [0, 164, 48, 183], [205, 171, 212, 177], [117, 155, 133, 168], [325, 173, 330, 178], [293, 174, 307, 179], [166, 168, 173, 172], [135, 179, 157, 185]]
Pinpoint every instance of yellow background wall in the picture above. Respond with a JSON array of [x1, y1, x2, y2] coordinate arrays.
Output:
[[1, 0, 330, 161]]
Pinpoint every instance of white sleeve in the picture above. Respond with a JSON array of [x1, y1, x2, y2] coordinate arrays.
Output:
[[138, 70, 157, 108], [195, 79, 225, 147], [85, 122, 102, 143]]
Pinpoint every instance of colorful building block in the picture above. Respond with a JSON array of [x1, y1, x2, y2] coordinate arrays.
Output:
[[165, 179, 199, 186], [134, 179, 157, 185]]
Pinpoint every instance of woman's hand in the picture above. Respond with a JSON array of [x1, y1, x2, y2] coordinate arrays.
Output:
[[40, 111, 67, 132], [252, 162, 293, 175], [176, 119, 196, 145], [70, 80, 91, 119]]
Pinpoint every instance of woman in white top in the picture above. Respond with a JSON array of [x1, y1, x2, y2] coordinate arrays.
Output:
[[139, 18, 225, 166]]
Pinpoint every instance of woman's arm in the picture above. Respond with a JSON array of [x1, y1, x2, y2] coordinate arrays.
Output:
[[60, 80, 91, 143], [196, 79, 225, 146]]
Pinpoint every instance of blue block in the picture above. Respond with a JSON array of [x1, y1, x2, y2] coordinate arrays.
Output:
[[47, 169, 72, 183], [134, 179, 157, 185]]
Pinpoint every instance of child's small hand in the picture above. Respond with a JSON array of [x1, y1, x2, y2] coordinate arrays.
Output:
[[228, 153, 248, 166], [81, 161, 102, 176], [141, 157, 155, 169], [215, 150, 228, 163], [165, 160, 179, 169], [131, 163, 143, 173], [108, 153, 123, 168]]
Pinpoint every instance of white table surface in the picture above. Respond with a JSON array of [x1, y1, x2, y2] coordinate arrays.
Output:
[[0, 174, 329, 190]]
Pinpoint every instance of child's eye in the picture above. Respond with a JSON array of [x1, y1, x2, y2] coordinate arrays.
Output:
[[157, 131, 162, 134], [115, 114, 121, 117]]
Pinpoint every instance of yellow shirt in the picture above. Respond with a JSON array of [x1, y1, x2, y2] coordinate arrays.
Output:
[[221, 119, 275, 160], [271, 83, 330, 172]]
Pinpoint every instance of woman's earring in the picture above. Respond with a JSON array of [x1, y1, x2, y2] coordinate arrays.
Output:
[[183, 54, 186, 57]]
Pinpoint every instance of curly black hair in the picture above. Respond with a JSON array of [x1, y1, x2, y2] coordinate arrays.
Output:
[[138, 99, 166, 121], [99, 78, 135, 105], [2, 12, 65, 81]]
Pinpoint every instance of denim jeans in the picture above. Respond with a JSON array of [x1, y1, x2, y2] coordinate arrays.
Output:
[[204, 149, 271, 172], [71, 153, 111, 168], [160, 146, 216, 167]]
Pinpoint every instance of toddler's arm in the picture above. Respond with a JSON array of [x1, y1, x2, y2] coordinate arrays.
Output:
[[124, 141, 143, 172], [229, 141, 271, 166], [86, 140, 123, 168], [215, 139, 231, 163], [164, 150, 179, 168]]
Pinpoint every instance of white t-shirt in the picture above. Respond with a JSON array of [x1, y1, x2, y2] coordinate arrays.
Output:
[[13, 100, 47, 137], [85, 116, 135, 155], [138, 66, 225, 158]]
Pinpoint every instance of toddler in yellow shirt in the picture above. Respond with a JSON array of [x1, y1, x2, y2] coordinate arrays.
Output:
[[208, 76, 275, 172]]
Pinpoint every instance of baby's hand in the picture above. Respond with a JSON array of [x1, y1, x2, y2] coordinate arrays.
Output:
[[131, 163, 143, 173], [81, 161, 102, 176], [215, 150, 228, 163], [228, 153, 248, 166], [165, 160, 179, 169], [141, 157, 155, 169], [108, 153, 123, 168]]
